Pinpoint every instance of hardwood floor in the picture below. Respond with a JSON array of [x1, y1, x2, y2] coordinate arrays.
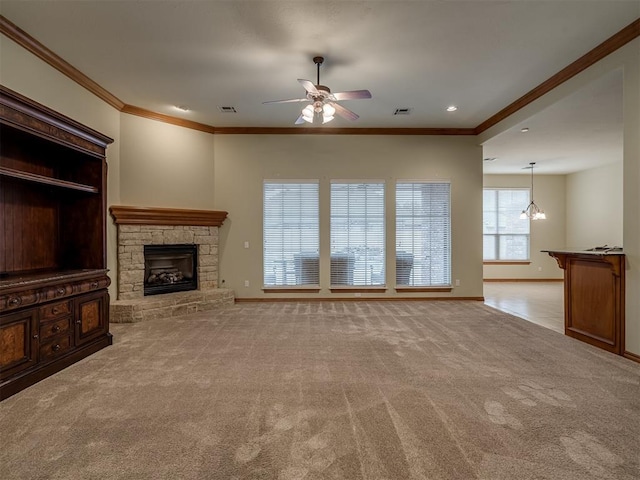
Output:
[[483, 281, 564, 334]]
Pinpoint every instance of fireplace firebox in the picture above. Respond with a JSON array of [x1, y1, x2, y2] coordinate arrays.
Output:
[[144, 244, 198, 296]]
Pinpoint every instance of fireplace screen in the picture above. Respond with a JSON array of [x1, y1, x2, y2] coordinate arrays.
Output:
[[143, 244, 198, 296]]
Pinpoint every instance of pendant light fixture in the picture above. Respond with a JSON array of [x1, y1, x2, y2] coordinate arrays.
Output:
[[520, 162, 546, 220]]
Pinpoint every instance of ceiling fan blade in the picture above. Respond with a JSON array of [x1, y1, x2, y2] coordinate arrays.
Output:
[[262, 98, 308, 104], [294, 114, 306, 125], [332, 102, 359, 121], [298, 79, 319, 95], [331, 89, 372, 101]]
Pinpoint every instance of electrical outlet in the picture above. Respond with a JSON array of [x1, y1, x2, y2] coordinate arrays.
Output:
[[538, 266, 543, 271], [244, 280, 249, 287], [244, 241, 249, 249], [455, 279, 460, 286]]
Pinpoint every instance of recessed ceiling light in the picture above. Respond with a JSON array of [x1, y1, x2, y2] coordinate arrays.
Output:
[[520, 127, 530, 132], [446, 105, 458, 112], [174, 105, 190, 112]]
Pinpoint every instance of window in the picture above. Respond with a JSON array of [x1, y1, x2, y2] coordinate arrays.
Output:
[[263, 181, 319, 286], [330, 182, 385, 286], [396, 182, 451, 286], [483, 189, 530, 260]]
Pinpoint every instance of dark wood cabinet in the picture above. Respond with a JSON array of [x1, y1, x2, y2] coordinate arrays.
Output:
[[545, 250, 625, 355], [0, 309, 38, 381], [0, 86, 114, 400], [74, 290, 108, 346]]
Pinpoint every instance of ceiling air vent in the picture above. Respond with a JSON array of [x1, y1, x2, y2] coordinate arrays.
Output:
[[394, 108, 412, 115], [218, 106, 237, 113]]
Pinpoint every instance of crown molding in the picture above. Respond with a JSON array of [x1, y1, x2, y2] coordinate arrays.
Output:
[[0, 15, 126, 111], [475, 18, 640, 134], [213, 127, 476, 135], [121, 104, 216, 134], [2, 14, 638, 136]]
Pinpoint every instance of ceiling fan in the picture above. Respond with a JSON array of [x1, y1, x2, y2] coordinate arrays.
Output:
[[263, 56, 372, 125]]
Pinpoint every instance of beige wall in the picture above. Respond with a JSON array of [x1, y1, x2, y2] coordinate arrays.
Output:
[[0, 35, 122, 296], [621, 39, 640, 357], [482, 175, 565, 280], [214, 134, 484, 298], [3, 27, 639, 355], [566, 162, 623, 249], [119, 114, 215, 209]]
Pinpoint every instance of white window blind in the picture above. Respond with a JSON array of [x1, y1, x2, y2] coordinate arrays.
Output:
[[263, 181, 319, 286], [330, 182, 385, 286], [483, 189, 530, 260], [396, 182, 451, 286]]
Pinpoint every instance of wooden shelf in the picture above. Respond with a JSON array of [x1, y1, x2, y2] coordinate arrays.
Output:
[[0, 268, 107, 290], [0, 166, 98, 193], [1, 86, 113, 400]]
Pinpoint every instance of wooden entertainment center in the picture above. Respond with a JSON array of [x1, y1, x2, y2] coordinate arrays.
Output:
[[0, 86, 113, 400]]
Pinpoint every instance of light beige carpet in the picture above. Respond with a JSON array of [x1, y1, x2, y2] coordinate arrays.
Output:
[[1, 301, 639, 479]]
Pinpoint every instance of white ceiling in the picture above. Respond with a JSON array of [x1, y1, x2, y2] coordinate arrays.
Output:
[[482, 68, 624, 174], [0, 1, 637, 174]]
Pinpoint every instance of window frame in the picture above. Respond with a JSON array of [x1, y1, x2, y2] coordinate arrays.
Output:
[[263, 180, 320, 289], [395, 180, 452, 288], [329, 180, 386, 288], [483, 188, 531, 262]]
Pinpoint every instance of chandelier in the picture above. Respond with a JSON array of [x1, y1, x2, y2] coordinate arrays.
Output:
[[520, 162, 546, 220]]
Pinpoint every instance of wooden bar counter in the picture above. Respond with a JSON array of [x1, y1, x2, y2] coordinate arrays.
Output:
[[544, 250, 625, 355]]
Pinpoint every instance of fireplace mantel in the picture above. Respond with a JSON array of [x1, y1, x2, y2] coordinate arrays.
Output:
[[109, 206, 228, 227], [109, 204, 234, 322], [110, 205, 228, 304]]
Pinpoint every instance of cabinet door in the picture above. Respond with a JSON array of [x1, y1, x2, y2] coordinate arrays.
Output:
[[74, 291, 107, 346], [0, 309, 38, 380]]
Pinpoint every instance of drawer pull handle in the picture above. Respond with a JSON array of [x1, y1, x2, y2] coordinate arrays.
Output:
[[8, 297, 20, 306], [56, 288, 65, 296], [76, 320, 81, 325], [33, 334, 39, 339], [52, 325, 61, 333], [52, 307, 60, 314], [90, 282, 99, 289], [52, 344, 61, 352]]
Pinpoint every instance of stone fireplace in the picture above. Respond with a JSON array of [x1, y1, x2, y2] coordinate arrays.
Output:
[[109, 206, 234, 322]]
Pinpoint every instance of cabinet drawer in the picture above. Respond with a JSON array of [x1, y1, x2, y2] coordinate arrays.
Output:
[[76, 278, 109, 294], [39, 317, 72, 341], [39, 335, 73, 361], [39, 300, 72, 321]]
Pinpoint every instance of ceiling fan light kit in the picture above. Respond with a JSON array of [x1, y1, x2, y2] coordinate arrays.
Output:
[[264, 56, 372, 125]]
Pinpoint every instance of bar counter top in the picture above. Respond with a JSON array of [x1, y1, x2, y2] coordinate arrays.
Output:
[[542, 248, 624, 256]]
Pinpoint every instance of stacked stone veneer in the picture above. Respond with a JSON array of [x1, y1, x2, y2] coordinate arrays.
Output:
[[111, 224, 234, 323], [117, 224, 220, 299]]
